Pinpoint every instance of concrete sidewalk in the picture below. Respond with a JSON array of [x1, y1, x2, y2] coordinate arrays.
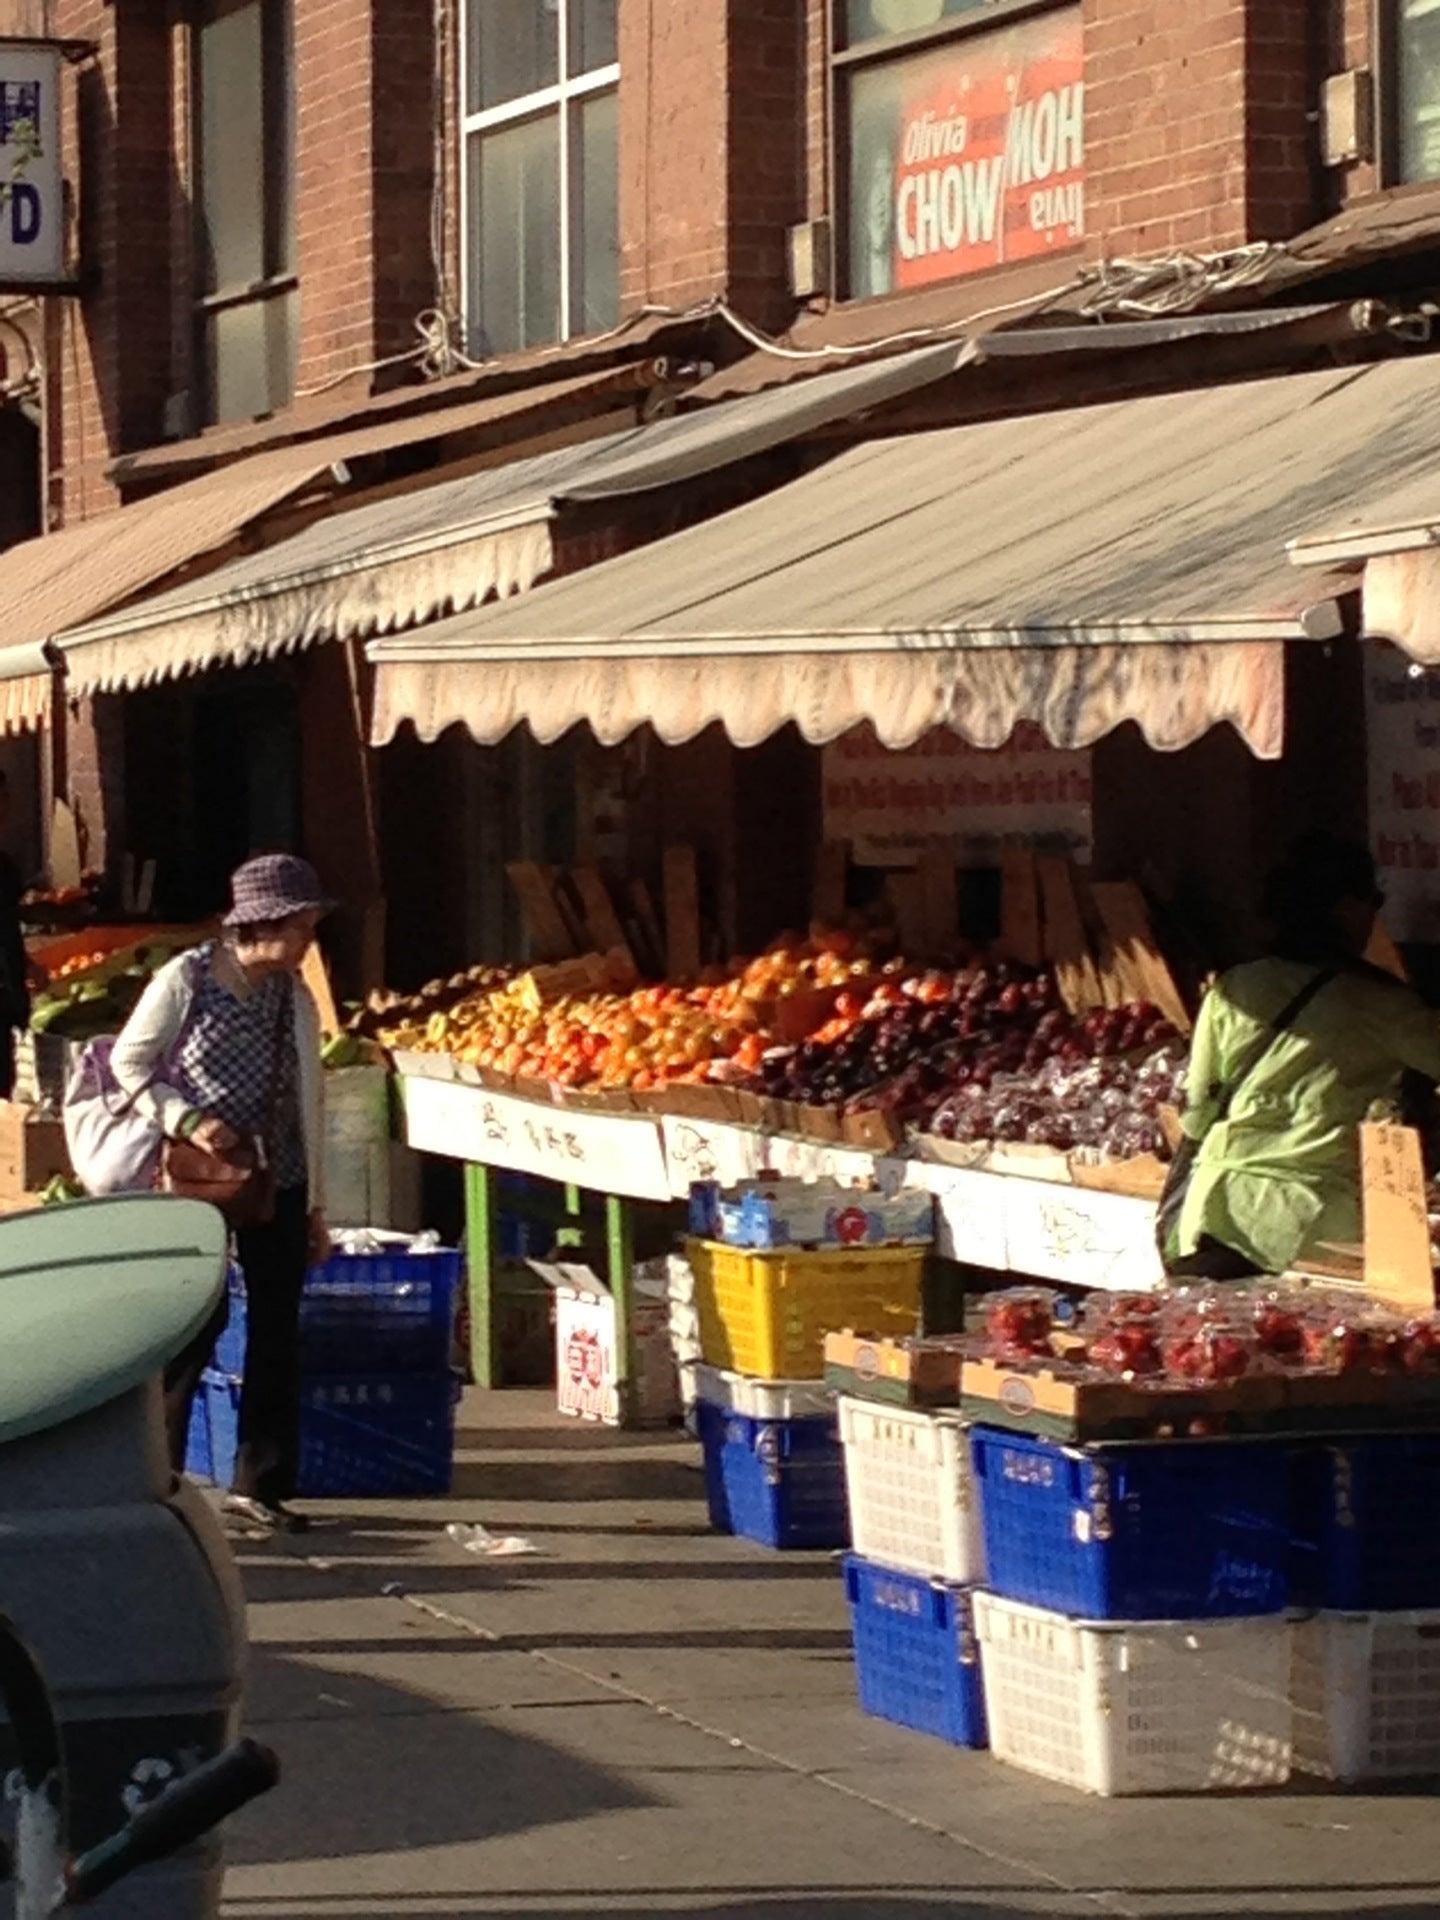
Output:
[[223, 1390, 1440, 1920]]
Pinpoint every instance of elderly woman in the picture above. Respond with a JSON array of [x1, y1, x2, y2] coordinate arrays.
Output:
[[113, 854, 331, 1533]]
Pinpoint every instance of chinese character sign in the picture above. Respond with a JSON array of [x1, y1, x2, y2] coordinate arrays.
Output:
[[0, 44, 64, 287], [848, 8, 1083, 300], [1366, 640, 1440, 942], [822, 723, 1092, 867]]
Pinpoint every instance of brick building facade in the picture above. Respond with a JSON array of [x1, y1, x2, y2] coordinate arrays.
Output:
[[0, 0, 1437, 974], [2, 0, 1433, 532]]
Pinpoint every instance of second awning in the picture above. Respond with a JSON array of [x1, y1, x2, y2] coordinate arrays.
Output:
[[368, 355, 1440, 760]]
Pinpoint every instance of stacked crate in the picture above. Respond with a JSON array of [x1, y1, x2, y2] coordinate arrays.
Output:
[[187, 1244, 461, 1497], [837, 1382, 988, 1749], [685, 1178, 930, 1552], [968, 1427, 1294, 1795], [1290, 1434, 1440, 1783]]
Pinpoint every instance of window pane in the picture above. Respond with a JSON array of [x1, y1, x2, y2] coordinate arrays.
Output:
[[467, 0, 559, 114], [843, 0, 991, 49], [1400, 0, 1440, 181], [570, 0, 618, 76], [196, 0, 266, 292], [204, 288, 296, 424], [573, 87, 618, 334], [844, 8, 1084, 298], [265, 0, 295, 273], [466, 116, 561, 354]]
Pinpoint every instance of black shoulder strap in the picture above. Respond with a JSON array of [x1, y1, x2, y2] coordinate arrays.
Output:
[[1212, 968, 1336, 1123]]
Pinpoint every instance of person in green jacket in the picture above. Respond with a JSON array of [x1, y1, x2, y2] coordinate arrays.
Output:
[[1170, 833, 1440, 1279]]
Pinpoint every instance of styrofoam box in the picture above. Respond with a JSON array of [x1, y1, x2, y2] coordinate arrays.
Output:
[[1292, 1611, 1440, 1782], [555, 1287, 679, 1428], [694, 1364, 834, 1422], [974, 1593, 1292, 1797], [839, 1396, 982, 1584], [665, 1255, 697, 1307]]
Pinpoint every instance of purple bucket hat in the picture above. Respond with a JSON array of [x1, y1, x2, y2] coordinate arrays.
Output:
[[223, 854, 334, 927]]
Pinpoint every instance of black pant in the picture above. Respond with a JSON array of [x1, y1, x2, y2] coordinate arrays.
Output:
[[163, 1186, 309, 1503], [1166, 1234, 1265, 1281]]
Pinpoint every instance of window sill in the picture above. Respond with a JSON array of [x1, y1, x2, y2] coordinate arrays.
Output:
[[195, 272, 299, 317]]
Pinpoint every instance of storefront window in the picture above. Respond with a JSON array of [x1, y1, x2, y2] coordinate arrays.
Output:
[[463, 0, 619, 357], [836, 3, 1084, 301], [192, 0, 297, 425], [843, 0, 993, 49], [1397, 0, 1440, 182]]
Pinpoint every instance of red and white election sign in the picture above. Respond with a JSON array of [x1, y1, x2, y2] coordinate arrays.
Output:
[[851, 8, 1083, 295]]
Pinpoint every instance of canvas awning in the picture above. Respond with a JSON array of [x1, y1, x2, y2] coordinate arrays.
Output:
[[52, 340, 974, 696], [1286, 446, 1440, 666], [0, 443, 349, 732], [368, 355, 1440, 760]]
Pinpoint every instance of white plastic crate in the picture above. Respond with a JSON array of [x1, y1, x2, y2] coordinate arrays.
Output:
[[973, 1593, 1291, 1797], [838, 1397, 982, 1583], [1292, 1611, 1440, 1782], [693, 1365, 834, 1421]]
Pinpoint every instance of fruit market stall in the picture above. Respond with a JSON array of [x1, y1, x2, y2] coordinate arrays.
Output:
[[374, 856, 1194, 1412]]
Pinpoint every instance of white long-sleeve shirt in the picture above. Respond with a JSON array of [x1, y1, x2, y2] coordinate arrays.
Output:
[[110, 944, 327, 1208]]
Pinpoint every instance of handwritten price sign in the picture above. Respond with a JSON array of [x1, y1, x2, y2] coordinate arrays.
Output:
[[401, 1076, 672, 1201], [1003, 1178, 1163, 1291]]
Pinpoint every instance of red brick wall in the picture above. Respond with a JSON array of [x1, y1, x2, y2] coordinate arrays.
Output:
[[1079, 0, 1316, 257], [18, 0, 439, 528], [39, 0, 177, 521], [1335, 0, 1380, 204], [618, 0, 803, 328]]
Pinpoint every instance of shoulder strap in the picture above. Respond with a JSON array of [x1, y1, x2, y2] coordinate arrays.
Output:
[[1212, 968, 1336, 1122], [260, 978, 294, 1149]]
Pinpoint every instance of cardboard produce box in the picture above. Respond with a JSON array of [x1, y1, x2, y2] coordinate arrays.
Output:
[[0, 1100, 71, 1200], [824, 1329, 966, 1408], [960, 1355, 1288, 1445]]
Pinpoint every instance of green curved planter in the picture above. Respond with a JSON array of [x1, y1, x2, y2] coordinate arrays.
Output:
[[0, 1195, 227, 1445]]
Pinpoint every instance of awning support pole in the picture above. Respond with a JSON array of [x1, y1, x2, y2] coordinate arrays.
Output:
[[463, 1160, 499, 1390], [606, 1192, 635, 1427]]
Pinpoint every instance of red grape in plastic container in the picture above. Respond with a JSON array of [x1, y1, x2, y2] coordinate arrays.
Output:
[[984, 1287, 1060, 1359]]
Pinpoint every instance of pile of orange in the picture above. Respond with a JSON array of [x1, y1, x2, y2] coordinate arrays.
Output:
[[401, 933, 904, 1092]]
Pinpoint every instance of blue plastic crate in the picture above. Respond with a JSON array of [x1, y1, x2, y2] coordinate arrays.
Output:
[[185, 1383, 215, 1483], [970, 1427, 1290, 1620], [186, 1368, 457, 1498], [696, 1398, 848, 1550], [217, 1249, 462, 1377], [1296, 1435, 1440, 1610], [301, 1250, 462, 1374], [187, 1372, 240, 1488], [843, 1554, 987, 1748], [212, 1265, 247, 1377], [299, 1372, 457, 1497]]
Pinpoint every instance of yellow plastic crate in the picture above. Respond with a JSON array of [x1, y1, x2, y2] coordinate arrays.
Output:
[[686, 1238, 925, 1379]]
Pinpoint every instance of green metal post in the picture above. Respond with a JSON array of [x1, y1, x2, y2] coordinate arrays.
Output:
[[606, 1191, 636, 1426], [464, 1161, 501, 1388], [560, 1181, 584, 1250]]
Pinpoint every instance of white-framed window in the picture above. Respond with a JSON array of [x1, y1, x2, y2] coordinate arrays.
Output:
[[191, 0, 297, 425], [1391, 0, 1440, 182], [461, 0, 619, 357]]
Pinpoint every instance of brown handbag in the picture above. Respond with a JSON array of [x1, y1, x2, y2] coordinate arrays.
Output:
[[159, 1134, 276, 1226], [160, 979, 292, 1227]]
